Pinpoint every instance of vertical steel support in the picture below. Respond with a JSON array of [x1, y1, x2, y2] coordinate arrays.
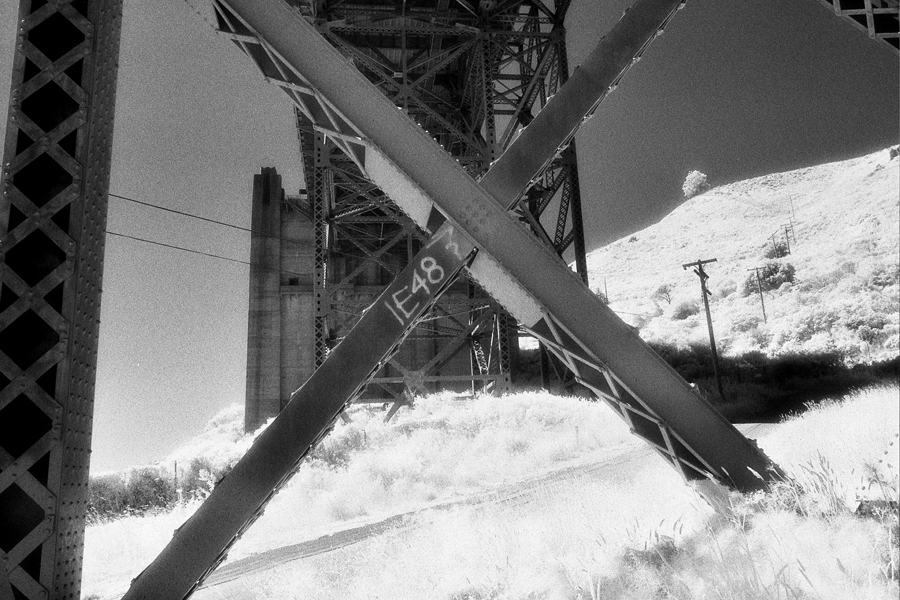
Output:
[[0, 1, 122, 599], [554, 39, 588, 283], [301, 123, 332, 370]]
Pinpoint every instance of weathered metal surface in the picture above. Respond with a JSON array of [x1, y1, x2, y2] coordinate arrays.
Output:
[[0, 1, 123, 598]]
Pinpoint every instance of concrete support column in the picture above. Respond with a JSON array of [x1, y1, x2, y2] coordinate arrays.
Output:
[[244, 168, 283, 432], [245, 169, 316, 432]]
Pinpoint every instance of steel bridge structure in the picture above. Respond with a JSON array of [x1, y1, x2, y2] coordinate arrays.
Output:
[[0, 1, 896, 599], [245, 0, 594, 431]]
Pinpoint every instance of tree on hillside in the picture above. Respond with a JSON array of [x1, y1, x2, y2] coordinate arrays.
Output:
[[682, 170, 710, 199], [653, 283, 674, 305]]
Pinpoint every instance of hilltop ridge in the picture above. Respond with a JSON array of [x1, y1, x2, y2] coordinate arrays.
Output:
[[586, 146, 899, 363]]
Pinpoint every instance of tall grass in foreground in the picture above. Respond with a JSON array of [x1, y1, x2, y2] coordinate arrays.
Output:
[[190, 385, 899, 600], [82, 392, 637, 599]]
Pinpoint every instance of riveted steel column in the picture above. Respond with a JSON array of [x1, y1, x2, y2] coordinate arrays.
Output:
[[0, 1, 122, 599]]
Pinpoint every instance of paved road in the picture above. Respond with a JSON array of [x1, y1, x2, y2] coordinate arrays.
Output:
[[198, 423, 776, 592]]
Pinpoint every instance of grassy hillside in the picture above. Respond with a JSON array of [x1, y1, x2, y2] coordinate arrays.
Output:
[[586, 146, 899, 364]]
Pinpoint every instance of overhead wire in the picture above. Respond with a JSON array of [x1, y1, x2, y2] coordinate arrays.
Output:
[[109, 192, 259, 237], [107, 190, 398, 264], [104, 230, 308, 278]]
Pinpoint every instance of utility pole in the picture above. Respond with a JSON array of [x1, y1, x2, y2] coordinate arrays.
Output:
[[782, 224, 792, 254], [683, 258, 725, 401], [747, 267, 768, 323], [769, 233, 782, 256]]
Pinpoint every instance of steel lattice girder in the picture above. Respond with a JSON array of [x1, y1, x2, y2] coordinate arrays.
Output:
[[122, 1, 782, 598], [296, 118, 511, 397], [814, 0, 900, 53], [0, 1, 123, 599], [277, 0, 587, 400]]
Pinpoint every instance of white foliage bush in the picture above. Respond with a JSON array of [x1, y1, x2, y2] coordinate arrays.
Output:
[[682, 170, 710, 199]]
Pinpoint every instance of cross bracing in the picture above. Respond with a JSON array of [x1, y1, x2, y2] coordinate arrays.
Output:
[[238, 0, 593, 412], [0, 0, 896, 598], [122, 1, 786, 596]]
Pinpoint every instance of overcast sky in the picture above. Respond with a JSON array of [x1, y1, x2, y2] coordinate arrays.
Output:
[[1, 0, 897, 472]]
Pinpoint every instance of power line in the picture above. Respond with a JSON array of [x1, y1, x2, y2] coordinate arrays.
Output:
[[108, 191, 358, 261], [109, 192, 257, 237], [105, 230, 308, 278], [109, 191, 422, 263]]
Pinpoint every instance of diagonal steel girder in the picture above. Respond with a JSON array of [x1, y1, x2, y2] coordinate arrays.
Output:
[[122, 1, 782, 597], [210, 0, 780, 488]]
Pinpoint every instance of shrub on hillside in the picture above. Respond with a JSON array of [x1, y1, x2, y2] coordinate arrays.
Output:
[[86, 458, 235, 523], [176, 456, 222, 498], [764, 241, 790, 259], [87, 468, 176, 523], [867, 261, 899, 289], [682, 170, 709, 199], [126, 468, 176, 512], [742, 261, 795, 296], [671, 299, 700, 321], [87, 473, 130, 520], [731, 313, 762, 333]]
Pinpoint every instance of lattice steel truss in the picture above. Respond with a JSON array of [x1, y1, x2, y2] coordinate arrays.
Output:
[[0, 1, 122, 599], [283, 0, 589, 400], [815, 0, 899, 53]]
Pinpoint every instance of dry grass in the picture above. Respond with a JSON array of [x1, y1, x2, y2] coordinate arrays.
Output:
[[84, 386, 899, 600]]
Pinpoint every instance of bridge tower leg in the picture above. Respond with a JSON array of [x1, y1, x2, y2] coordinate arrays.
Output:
[[244, 168, 316, 432], [0, 1, 122, 599]]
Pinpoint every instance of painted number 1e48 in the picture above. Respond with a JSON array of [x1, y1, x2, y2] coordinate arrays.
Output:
[[385, 256, 446, 325]]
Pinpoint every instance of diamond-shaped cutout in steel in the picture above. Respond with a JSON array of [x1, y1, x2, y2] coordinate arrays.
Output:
[[28, 11, 86, 62], [5, 229, 67, 286], [21, 80, 80, 133], [11, 152, 73, 207], [0, 394, 53, 458], [0, 483, 45, 552], [29, 0, 49, 15], [0, 309, 59, 370]]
